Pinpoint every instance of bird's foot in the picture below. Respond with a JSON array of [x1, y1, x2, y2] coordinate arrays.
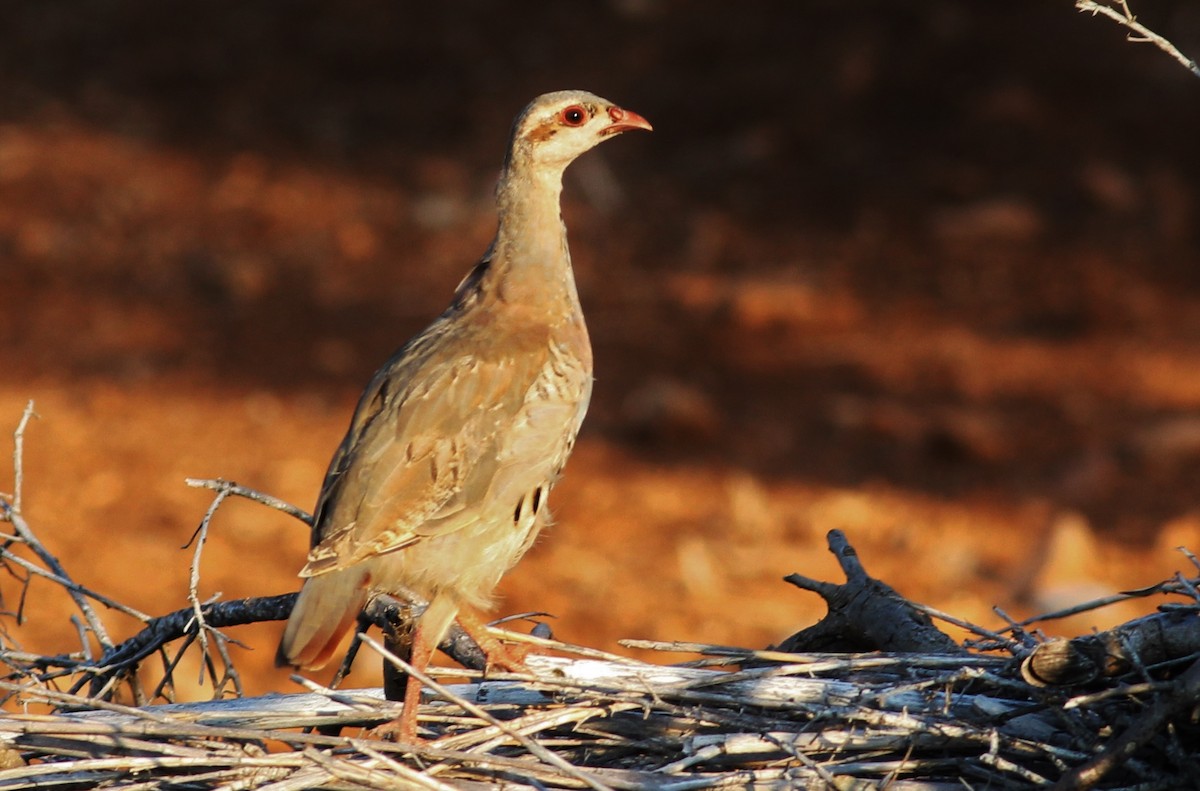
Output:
[[456, 608, 540, 676], [482, 639, 532, 674], [366, 716, 423, 744], [368, 665, 429, 744]]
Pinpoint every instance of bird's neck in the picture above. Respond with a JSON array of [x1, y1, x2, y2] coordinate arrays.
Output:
[[479, 162, 583, 321]]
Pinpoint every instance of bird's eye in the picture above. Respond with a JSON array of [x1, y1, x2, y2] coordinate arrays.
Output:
[[559, 105, 588, 127]]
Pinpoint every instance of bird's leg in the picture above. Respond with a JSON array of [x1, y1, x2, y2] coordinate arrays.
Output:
[[369, 620, 436, 743], [381, 608, 415, 702], [398, 627, 436, 742], [455, 608, 532, 674], [370, 594, 460, 743]]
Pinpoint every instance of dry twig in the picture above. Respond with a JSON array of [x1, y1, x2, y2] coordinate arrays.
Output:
[[0, 402, 117, 653], [1076, 0, 1200, 78]]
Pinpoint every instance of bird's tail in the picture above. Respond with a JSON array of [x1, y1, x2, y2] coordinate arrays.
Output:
[[276, 567, 369, 670]]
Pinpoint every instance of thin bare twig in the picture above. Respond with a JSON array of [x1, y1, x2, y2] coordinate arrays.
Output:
[[174, 477, 313, 697], [907, 601, 1021, 651], [0, 541, 151, 623], [351, 740, 461, 791], [1077, 0, 1200, 78], [0, 408, 117, 650], [1177, 546, 1200, 576], [1007, 575, 1200, 633], [11, 400, 36, 515], [1173, 569, 1200, 602], [184, 478, 313, 526], [178, 487, 260, 699], [209, 624, 245, 698], [183, 486, 230, 686]]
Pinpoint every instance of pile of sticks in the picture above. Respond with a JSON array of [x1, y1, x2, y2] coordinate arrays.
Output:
[[0, 402, 1198, 789]]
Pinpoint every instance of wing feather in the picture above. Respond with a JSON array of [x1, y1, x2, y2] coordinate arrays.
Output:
[[300, 325, 586, 578]]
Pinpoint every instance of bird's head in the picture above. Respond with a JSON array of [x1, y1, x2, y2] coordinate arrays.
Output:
[[506, 90, 652, 171]]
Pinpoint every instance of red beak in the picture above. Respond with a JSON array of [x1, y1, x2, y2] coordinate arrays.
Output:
[[602, 105, 653, 136]]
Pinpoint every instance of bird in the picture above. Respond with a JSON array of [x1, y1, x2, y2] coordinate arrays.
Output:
[[275, 90, 651, 741]]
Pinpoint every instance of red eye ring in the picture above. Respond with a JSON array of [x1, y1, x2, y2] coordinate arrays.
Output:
[[559, 105, 588, 127]]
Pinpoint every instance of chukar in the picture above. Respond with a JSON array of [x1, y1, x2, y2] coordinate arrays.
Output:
[[276, 90, 650, 741]]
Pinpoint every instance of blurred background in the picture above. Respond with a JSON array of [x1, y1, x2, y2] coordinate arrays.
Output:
[[2, 1, 1200, 697]]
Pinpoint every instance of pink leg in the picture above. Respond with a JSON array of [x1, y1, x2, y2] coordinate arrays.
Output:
[[456, 607, 532, 673], [393, 622, 437, 743], [372, 594, 460, 743]]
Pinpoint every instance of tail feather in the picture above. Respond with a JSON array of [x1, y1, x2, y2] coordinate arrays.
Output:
[[276, 568, 369, 670]]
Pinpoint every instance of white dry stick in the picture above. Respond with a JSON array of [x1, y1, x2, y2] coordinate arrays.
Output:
[[185, 485, 230, 686], [356, 633, 618, 791], [11, 400, 36, 515], [1077, 0, 1200, 78], [346, 741, 463, 791], [185, 478, 313, 526]]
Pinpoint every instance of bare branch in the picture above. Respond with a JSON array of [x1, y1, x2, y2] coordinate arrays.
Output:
[[0, 529, 151, 623], [11, 400, 36, 515], [183, 486, 230, 685], [777, 529, 965, 655], [184, 478, 313, 526], [178, 479, 312, 696], [1, 411, 118, 650], [1008, 572, 1200, 633], [1077, 0, 1200, 78]]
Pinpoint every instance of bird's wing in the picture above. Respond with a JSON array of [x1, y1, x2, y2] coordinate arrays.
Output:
[[299, 325, 586, 577]]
